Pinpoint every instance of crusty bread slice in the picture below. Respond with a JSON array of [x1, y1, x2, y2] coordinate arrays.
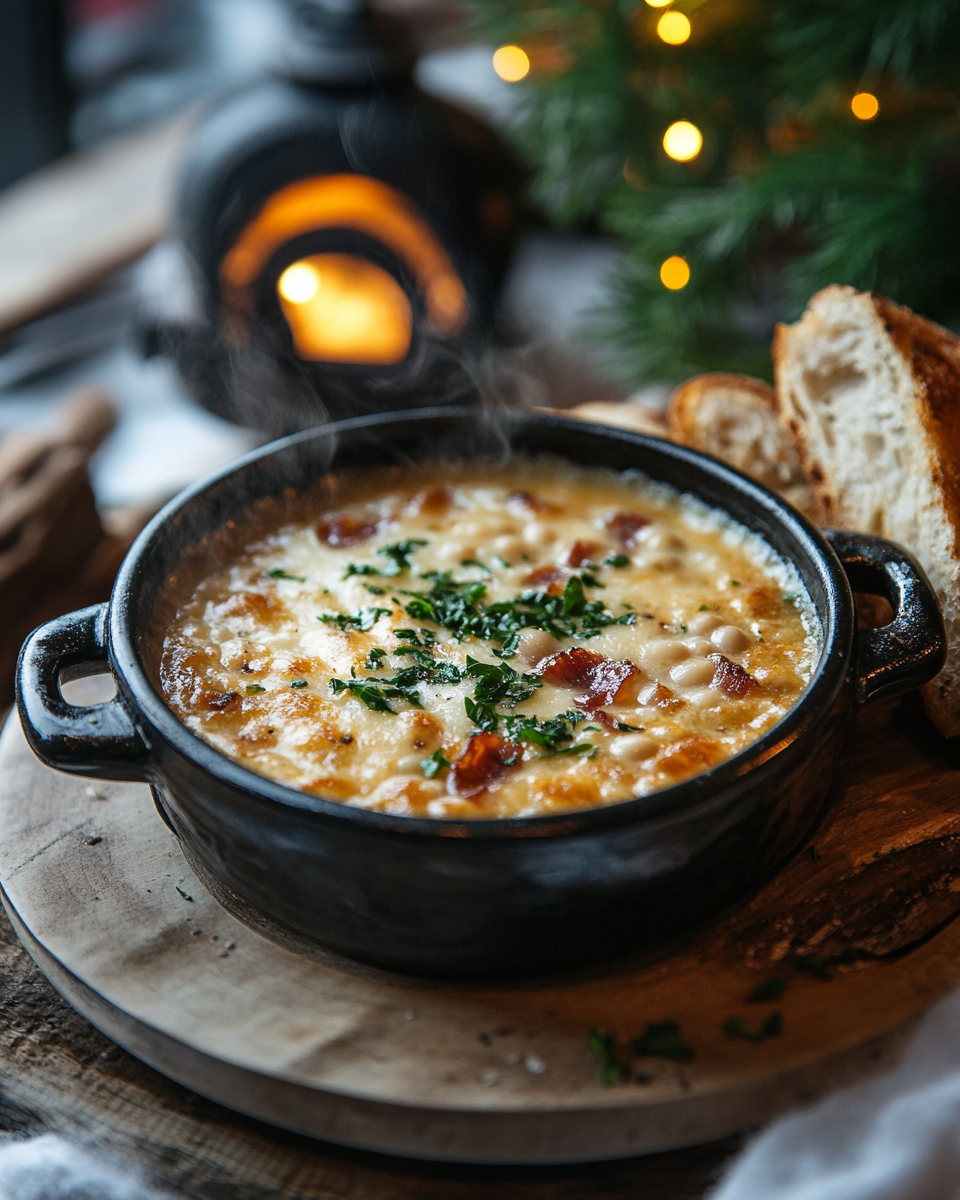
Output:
[[564, 399, 671, 439], [668, 372, 812, 512], [775, 285, 960, 737]]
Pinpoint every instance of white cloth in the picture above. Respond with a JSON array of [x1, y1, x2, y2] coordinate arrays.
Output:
[[0, 1134, 167, 1200], [710, 985, 960, 1199]]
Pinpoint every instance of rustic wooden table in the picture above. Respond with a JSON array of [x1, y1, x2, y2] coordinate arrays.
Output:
[[0, 906, 736, 1197]]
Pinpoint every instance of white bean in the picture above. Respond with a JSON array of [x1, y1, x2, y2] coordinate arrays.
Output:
[[640, 640, 690, 676], [492, 535, 525, 560], [609, 734, 659, 762], [688, 611, 723, 635], [515, 628, 562, 666], [682, 637, 714, 657], [524, 522, 556, 545], [669, 658, 716, 687], [711, 625, 754, 654]]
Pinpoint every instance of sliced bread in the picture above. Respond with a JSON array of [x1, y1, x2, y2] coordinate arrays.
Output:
[[774, 285, 960, 737], [667, 372, 812, 512]]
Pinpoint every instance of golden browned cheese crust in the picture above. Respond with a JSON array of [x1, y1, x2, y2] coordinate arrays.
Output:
[[160, 460, 818, 819]]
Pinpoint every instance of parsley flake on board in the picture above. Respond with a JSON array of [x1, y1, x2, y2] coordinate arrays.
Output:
[[266, 568, 305, 582], [633, 1022, 693, 1062], [724, 1013, 782, 1042], [748, 976, 788, 1002], [421, 748, 450, 778], [589, 1029, 627, 1086], [796, 954, 833, 981], [175, 886, 194, 902]]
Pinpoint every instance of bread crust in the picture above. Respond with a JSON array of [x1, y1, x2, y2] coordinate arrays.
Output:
[[668, 372, 776, 443], [774, 285, 960, 736]]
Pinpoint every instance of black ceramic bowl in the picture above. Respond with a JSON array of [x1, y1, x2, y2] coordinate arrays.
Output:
[[16, 410, 946, 978]]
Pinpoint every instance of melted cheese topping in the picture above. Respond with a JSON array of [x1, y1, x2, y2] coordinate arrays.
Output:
[[160, 460, 819, 818]]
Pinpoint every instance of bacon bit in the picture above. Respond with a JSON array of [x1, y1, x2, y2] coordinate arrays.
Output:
[[202, 690, 241, 713], [522, 564, 571, 590], [405, 486, 452, 516], [709, 653, 758, 697], [605, 511, 650, 547], [535, 647, 637, 711], [655, 737, 723, 780], [562, 540, 601, 567], [638, 682, 684, 711], [448, 733, 521, 798], [592, 709, 619, 731], [507, 491, 559, 515], [316, 512, 383, 547]]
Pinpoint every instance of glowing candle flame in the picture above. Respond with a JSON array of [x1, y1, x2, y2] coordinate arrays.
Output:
[[663, 120, 703, 162], [277, 254, 413, 365]]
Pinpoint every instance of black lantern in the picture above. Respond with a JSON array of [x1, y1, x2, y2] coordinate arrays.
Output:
[[165, 0, 524, 435]]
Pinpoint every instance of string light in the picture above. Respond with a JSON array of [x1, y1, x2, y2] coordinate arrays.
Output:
[[657, 11, 691, 44], [645, 0, 673, 7], [851, 92, 879, 121], [663, 120, 702, 162], [493, 45, 530, 82], [660, 256, 690, 289]]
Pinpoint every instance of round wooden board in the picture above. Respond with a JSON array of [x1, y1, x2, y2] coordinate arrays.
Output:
[[1, 697, 960, 1165]]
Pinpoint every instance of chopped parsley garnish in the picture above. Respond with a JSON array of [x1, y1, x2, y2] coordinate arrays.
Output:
[[546, 742, 597, 758], [589, 1029, 626, 1086], [363, 583, 386, 595], [615, 721, 644, 732], [748, 976, 788, 1002], [603, 554, 630, 568], [421, 748, 450, 778], [266, 568, 305, 582], [730, 579, 741, 587], [329, 679, 410, 713], [330, 645, 463, 713], [290, 679, 308, 689], [796, 953, 833, 981], [464, 658, 542, 733], [491, 554, 512, 569], [318, 606, 391, 632], [723, 1013, 782, 1042], [633, 1022, 693, 1062], [377, 538, 428, 576], [698, 604, 711, 611], [400, 570, 634, 657], [344, 563, 380, 577], [245, 684, 266, 695], [783, 592, 799, 603], [364, 647, 387, 670], [503, 709, 584, 749], [460, 559, 493, 575]]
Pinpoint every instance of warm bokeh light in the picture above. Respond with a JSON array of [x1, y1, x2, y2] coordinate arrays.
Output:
[[851, 92, 879, 121], [645, 0, 673, 7], [657, 11, 691, 43], [220, 174, 467, 343], [277, 262, 318, 304], [277, 254, 413, 364], [663, 120, 703, 162], [493, 44, 530, 82], [660, 256, 690, 290]]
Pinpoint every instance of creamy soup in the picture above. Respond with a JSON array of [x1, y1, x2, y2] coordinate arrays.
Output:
[[160, 460, 819, 818]]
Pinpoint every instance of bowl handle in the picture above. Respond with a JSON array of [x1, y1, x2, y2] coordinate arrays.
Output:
[[825, 529, 947, 706], [15, 603, 153, 781]]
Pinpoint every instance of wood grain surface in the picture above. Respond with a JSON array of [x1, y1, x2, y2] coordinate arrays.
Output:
[[0, 688, 958, 1190]]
